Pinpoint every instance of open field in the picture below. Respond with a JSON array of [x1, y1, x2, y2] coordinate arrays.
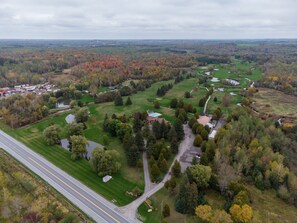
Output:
[[0, 149, 93, 223], [252, 88, 297, 120]]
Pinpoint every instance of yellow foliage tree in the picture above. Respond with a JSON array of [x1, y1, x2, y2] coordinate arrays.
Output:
[[211, 210, 233, 223], [195, 205, 212, 223], [230, 204, 253, 223]]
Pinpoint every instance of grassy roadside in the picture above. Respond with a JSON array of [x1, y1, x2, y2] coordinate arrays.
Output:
[[0, 148, 95, 223], [0, 119, 143, 206]]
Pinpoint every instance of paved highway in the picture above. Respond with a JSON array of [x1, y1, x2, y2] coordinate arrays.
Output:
[[0, 130, 132, 223]]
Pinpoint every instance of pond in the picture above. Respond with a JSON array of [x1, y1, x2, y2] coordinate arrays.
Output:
[[60, 139, 104, 159], [65, 114, 76, 124], [57, 98, 71, 108]]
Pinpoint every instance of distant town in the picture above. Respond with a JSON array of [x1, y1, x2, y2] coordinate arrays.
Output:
[[0, 83, 58, 99]]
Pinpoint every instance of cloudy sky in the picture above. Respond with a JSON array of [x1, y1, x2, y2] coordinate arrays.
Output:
[[0, 0, 296, 39]]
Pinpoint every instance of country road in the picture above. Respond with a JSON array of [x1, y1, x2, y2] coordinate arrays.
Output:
[[0, 130, 132, 223]]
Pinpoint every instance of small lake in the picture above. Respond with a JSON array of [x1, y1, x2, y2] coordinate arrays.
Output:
[[65, 114, 76, 124], [61, 139, 104, 159], [57, 98, 71, 108]]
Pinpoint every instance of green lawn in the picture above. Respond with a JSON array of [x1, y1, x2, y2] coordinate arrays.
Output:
[[0, 114, 143, 206], [198, 60, 262, 114]]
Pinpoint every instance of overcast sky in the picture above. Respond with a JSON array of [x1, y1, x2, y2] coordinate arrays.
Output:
[[0, 0, 296, 39]]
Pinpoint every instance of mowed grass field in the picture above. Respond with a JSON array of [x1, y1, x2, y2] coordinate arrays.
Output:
[[138, 184, 297, 223], [252, 88, 297, 120], [0, 115, 142, 206], [199, 61, 262, 114]]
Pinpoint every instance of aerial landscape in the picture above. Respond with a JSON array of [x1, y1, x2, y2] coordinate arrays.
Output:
[[0, 1, 297, 223]]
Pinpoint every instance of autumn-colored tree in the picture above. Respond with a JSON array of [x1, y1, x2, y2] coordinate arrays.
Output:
[[211, 210, 233, 223], [195, 205, 212, 223], [230, 204, 253, 223], [222, 94, 231, 107], [163, 204, 170, 218]]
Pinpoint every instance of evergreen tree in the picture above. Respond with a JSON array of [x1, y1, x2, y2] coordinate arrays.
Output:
[[201, 129, 209, 141], [125, 96, 132, 105], [170, 98, 178, 108], [123, 132, 134, 153], [135, 132, 145, 151], [154, 100, 160, 109], [170, 137, 179, 154], [175, 180, 198, 214], [150, 163, 161, 182], [174, 119, 185, 141], [184, 91, 191, 98], [142, 122, 150, 138], [163, 204, 170, 218], [194, 134, 203, 147], [172, 160, 181, 177], [160, 159, 168, 173], [160, 120, 168, 139], [168, 127, 177, 142], [127, 144, 140, 166], [114, 95, 123, 106], [133, 117, 142, 133], [152, 121, 162, 139]]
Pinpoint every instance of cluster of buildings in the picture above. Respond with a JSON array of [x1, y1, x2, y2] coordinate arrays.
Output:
[[0, 83, 58, 99], [197, 115, 217, 139]]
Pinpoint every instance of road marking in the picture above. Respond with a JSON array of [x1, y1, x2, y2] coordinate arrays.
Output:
[[28, 157, 120, 223]]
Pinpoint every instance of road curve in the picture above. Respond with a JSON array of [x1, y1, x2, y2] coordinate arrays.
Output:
[[0, 130, 132, 223]]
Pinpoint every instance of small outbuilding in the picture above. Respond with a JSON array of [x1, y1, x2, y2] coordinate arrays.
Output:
[[209, 130, 217, 139], [102, 175, 112, 183]]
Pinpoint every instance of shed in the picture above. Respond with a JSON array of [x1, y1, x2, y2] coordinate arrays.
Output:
[[102, 175, 112, 183], [209, 130, 217, 139]]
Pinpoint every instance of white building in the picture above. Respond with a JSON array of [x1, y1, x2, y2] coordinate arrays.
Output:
[[102, 175, 112, 183]]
